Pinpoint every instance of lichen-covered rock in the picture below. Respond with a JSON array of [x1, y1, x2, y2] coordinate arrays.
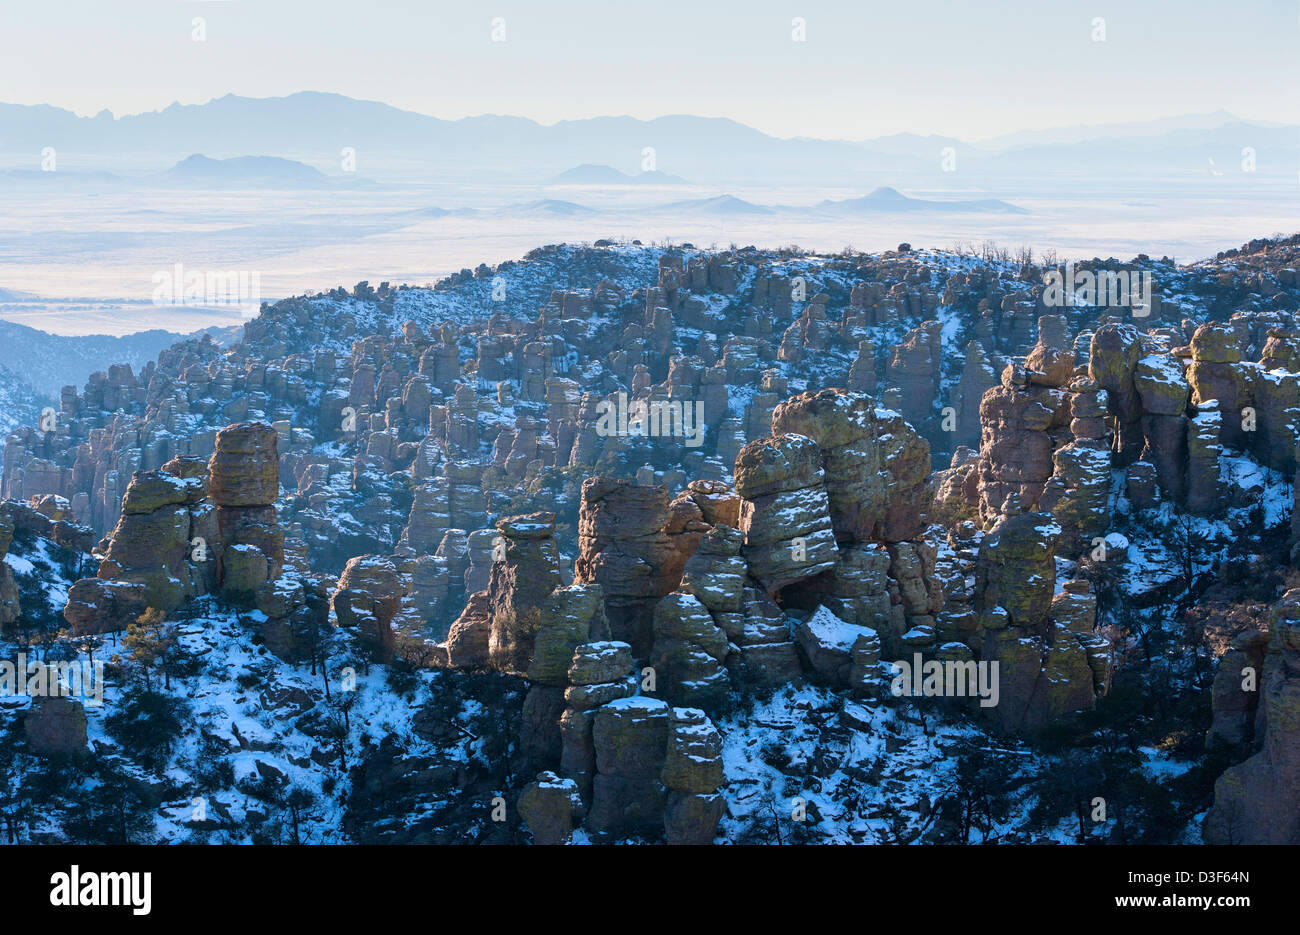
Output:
[[119, 470, 193, 514], [24, 697, 88, 757], [976, 382, 1065, 523], [1025, 343, 1075, 388], [1252, 367, 1300, 475], [970, 508, 1109, 734], [574, 478, 703, 657], [332, 554, 403, 659], [650, 592, 729, 713], [1187, 322, 1254, 450], [735, 434, 837, 594], [681, 479, 741, 528], [1187, 404, 1223, 514], [222, 543, 270, 594], [734, 584, 802, 684], [770, 388, 930, 542], [518, 771, 582, 845], [1133, 352, 1190, 416], [1045, 440, 1113, 555], [529, 583, 607, 685], [678, 525, 745, 616], [796, 605, 880, 686], [661, 707, 725, 845], [209, 422, 279, 507], [559, 707, 598, 801], [974, 511, 1060, 630], [1206, 629, 1269, 748], [567, 641, 633, 686], [63, 577, 146, 634], [1089, 323, 1144, 463], [1204, 591, 1300, 844], [445, 590, 492, 668], [587, 697, 671, 841], [488, 512, 561, 675]]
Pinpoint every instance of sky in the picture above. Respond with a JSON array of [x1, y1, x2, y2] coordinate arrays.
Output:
[[2, 0, 1298, 140]]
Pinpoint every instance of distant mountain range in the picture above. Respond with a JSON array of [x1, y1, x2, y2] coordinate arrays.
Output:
[[491, 187, 1024, 218], [1, 92, 1292, 184], [388, 186, 1023, 221]]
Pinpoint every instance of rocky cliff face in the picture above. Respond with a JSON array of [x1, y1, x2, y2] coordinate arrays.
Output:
[[1204, 589, 1300, 844], [6, 234, 1300, 844]]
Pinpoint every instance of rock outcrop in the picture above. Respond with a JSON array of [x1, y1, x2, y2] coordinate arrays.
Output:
[[1204, 590, 1300, 844]]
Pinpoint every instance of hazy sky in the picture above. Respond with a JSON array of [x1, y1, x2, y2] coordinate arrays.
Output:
[[4, 0, 1297, 140]]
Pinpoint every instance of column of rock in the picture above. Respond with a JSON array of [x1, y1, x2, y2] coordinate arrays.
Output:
[[978, 358, 1070, 525], [519, 582, 610, 770], [886, 322, 942, 431], [1089, 322, 1145, 465], [1187, 400, 1224, 514], [586, 696, 672, 842], [485, 512, 562, 674], [559, 640, 637, 801], [676, 524, 746, 648], [445, 384, 480, 455], [399, 482, 451, 553], [661, 707, 726, 844], [208, 422, 284, 605], [0, 508, 18, 629], [573, 478, 706, 658], [846, 339, 877, 394], [1187, 321, 1254, 450], [648, 591, 730, 714], [733, 434, 838, 594], [1039, 374, 1113, 555], [1132, 344, 1191, 502], [407, 553, 450, 636], [952, 340, 999, 449], [973, 505, 1102, 735], [1252, 330, 1300, 475], [1204, 590, 1300, 844], [517, 772, 583, 845]]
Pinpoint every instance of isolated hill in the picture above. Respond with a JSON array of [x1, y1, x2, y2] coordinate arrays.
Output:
[[490, 199, 601, 218], [550, 164, 631, 184], [817, 186, 1026, 215], [648, 194, 774, 215], [157, 153, 374, 189], [550, 164, 689, 185]]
